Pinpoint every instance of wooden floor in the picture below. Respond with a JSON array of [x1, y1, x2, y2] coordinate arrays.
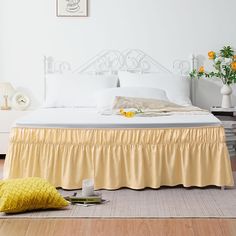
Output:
[[0, 219, 236, 236], [0, 158, 236, 236]]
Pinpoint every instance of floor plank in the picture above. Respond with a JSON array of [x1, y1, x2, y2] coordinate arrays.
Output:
[[0, 219, 236, 236]]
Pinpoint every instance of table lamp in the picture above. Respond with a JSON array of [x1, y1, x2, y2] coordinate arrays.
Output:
[[0, 82, 15, 110]]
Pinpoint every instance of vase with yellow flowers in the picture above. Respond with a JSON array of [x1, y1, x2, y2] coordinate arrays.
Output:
[[190, 46, 236, 108]]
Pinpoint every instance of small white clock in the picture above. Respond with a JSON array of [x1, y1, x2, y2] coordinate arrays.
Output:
[[11, 92, 30, 110]]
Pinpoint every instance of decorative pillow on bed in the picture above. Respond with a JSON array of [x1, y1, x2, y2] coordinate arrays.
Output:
[[44, 73, 118, 108], [113, 96, 183, 110], [118, 71, 191, 106], [0, 177, 69, 213], [96, 87, 169, 113]]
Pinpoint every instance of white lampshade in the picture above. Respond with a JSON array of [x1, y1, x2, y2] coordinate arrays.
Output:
[[0, 82, 15, 97]]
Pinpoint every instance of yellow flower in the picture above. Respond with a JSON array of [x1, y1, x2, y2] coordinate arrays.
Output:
[[119, 108, 136, 118], [231, 62, 236, 71], [119, 108, 125, 114], [208, 51, 216, 60], [124, 111, 135, 118], [198, 66, 205, 73]]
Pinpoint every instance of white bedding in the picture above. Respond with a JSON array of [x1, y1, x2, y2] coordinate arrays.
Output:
[[14, 108, 221, 128]]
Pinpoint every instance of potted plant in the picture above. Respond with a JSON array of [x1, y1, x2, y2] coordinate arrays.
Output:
[[190, 46, 236, 108]]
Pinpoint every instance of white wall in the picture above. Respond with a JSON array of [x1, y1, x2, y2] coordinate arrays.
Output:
[[0, 0, 236, 109]]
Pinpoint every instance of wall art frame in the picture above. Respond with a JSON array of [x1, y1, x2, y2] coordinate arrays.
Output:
[[57, 0, 88, 17]]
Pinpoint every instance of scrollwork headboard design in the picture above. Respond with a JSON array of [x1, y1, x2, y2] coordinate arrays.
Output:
[[44, 49, 176, 75], [44, 49, 194, 102]]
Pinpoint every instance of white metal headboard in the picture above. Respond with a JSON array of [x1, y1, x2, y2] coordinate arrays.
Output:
[[44, 49, 191, 75], [44, 49, 173, 74], [44, 49, 193, 101]]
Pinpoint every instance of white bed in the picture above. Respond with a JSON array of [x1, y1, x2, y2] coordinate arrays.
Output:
[[15, 108, 221, 128], [4, 49, 234, 189]]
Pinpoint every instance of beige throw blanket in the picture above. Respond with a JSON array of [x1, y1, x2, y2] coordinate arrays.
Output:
[[112, 96, 209, 116]]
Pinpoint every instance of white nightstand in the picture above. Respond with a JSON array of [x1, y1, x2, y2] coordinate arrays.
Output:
[[0, 110, 30, 154]]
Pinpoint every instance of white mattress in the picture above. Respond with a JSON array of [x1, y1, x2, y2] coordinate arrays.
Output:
[[14, 108, 221, 128]]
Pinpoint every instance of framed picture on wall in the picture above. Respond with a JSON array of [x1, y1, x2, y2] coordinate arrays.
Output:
[[57, 0, 88, 17]]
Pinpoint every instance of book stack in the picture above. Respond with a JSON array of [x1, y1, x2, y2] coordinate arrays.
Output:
[[64, 195, 102, 204], [210, 107, 236, 157], [64, 192, 109, 207], [221, 120, 236, 157]]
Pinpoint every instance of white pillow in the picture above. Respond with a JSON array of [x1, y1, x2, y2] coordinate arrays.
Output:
[[96, 87, 169, 112], [44, 74, 118, 108], [118, 71, 191, 106]]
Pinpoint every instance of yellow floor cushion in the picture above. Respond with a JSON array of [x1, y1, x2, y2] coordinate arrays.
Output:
[[0, 177, 69, 213]]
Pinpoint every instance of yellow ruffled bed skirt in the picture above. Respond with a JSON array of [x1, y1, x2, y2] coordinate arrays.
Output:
[[3, 126, 234, 189]]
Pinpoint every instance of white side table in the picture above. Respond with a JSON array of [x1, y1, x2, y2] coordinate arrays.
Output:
[[0, 110, 30, 155]]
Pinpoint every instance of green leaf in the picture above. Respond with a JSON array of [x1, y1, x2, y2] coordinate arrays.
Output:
[[220, 46, 234, 58]]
